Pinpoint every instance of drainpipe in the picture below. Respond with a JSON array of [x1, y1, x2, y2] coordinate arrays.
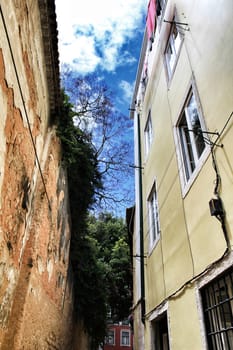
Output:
[[129, 29, 147, 325], [137, 112, 145, 324]]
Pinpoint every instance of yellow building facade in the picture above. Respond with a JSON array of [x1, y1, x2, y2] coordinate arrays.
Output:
[[130, 0, 233, 349]]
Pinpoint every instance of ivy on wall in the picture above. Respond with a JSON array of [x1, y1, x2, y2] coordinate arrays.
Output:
[[57, 91, 105, 347], [57, 92, 132, 349], [57, 91, 102, 227]]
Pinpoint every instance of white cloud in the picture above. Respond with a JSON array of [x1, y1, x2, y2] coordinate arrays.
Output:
[[55, 0, 147, 74], [119, 80, 134, 103]]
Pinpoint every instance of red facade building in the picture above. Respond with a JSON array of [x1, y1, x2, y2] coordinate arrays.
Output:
[[104, 324, 133, 350]]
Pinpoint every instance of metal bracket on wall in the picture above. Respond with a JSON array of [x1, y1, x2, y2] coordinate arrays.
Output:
[[130, 165, 144, 170], [187, 129, 224, 148], [164, 19, 190, 31]]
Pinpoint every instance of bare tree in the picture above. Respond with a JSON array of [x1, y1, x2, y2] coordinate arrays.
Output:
[[61, 65, 134, 213]]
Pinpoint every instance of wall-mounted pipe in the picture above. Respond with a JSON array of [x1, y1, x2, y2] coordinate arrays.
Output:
[[137, 112, 145, 324]]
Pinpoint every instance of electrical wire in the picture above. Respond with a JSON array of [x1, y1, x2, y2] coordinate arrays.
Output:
[[145, 246, 229, 319], [209, 113, 232, 250], [136, 18, 233, 320], [139, 81, 233, 319], [166, 84, 196, 279], [0, 5, 51, 210], [211, 147, 221, 197], [212, 111, 233, 148]]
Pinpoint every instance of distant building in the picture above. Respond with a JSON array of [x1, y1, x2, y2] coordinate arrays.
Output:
[[104, 323, 133, 350], [130, 0, 233, 349]]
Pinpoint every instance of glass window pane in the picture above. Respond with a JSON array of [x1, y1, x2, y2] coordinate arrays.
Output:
[[145, 111, 153, 155], [177, 87, 206, 185], [121, 331, 130, 345], [186, 94, 205, 158], [179, 113, 195, 180], [148, 183, 160, 247], [173, 25, 181, 53], [106, 330, 114, 345], [201, 267, 233, 350], [166, 41, 176, 73], [165, 22, 182, 78]]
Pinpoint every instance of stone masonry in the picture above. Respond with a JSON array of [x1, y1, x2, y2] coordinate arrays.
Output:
[[0, 1, 74, 349]]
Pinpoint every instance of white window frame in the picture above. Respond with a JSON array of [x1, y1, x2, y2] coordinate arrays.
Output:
[[120, 329, 131, 347], [147, 181, 160, 251], [144, 110, 153, 157], [164, 18, 183, 79], [175, 83, 209, 196], [196, 253, 233, 349], [106, 329, 115, 345], [200, 267, 233, 349]]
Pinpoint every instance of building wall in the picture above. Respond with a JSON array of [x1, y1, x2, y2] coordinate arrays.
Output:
[[0, 1, 74, 349], [132, 0, 233, 349], [104, 324, 133, 350], [132, 115, 145, 350]]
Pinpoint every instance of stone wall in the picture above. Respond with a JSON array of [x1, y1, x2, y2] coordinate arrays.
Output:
[[0, 1, 74, 349]]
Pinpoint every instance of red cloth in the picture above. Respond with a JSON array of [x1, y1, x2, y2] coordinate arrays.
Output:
[[146, 0, 156, 40]]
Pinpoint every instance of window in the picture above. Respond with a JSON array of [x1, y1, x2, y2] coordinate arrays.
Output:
[[152, 313, 170, 350], [145, 110, 153, 156], [165, 19, 183, 79], [121, 330, 130, 346], [105, 329, 115, 345], [148, 182, 160, 249], [201, 267, 233, 350], [156, 0, 166, 17], [176, 87, 206, 184]]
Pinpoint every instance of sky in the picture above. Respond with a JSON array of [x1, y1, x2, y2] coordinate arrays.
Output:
[[55, 0, 148, 214], [55, 0, 147, 113]]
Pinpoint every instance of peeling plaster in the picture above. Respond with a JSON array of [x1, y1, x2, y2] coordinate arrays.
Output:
[[46, 258, 53, 282], [0, 265, 17, 328], [0, 85, 7, 210], [37, 255, 44, 275]]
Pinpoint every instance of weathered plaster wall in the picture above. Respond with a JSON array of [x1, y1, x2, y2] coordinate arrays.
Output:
[[0, 1, 74, 349], [132, 0, 233, 349]]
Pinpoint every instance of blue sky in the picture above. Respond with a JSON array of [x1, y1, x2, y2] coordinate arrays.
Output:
[[55, 0, 147, 113], [55, 0, 148, 214]]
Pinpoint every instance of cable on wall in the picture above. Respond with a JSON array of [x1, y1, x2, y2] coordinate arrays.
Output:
[[145, 245, 229, 320], [0, 5, 51, 211], [212, 111, 233, 149], [165, 88, 196, 279], [208, 112, 233, 251]]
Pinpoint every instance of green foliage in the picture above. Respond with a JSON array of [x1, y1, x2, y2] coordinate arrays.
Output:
[[71, 234, 107, 348], [57, 92, 132, 349], [57, 91, 105, 347], [108, 237, 132, 320], [87, 213, 133, 322], [57, 91, 102, 229]]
